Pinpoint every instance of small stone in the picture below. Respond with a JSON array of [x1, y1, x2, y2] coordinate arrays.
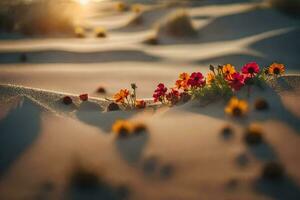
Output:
[[97, 86, 106, 94], [255, 98, 269, 111], [236, 153, 249, 167], [221, 125, 234, 139], [107, 102, 120, 111], [226, 178, 239, 190], [62, 96, 73, 105], [70, 169, 99, 189], [20, 53, 27, 62], [115, 185, 130, 199], [262, 161, 284, 180], [143, 156, 159, 175], [160, 164, 174, 179]]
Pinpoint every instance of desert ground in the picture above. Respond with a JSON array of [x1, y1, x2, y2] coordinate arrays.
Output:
[[0, 0, 300, 199]]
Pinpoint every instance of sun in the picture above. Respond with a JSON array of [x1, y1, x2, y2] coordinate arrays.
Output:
[[78, 0, 89, 5]]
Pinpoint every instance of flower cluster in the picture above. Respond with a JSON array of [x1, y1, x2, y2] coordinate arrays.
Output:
[[111, 62, 285, 109], [151, 62, 285, 106], [113, 83, 146, 109]]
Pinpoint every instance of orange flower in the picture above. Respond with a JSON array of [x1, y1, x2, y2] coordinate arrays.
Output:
[[206, 72, 215, 85], [222, 64, 236, 79], [175, 72, 190, 90], [114, 89, 129, 103], [268, 63, 285, 75]]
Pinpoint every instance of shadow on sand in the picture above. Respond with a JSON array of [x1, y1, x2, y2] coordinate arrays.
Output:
[[76, 109, 136, 133], [171, 76, 300, 134], [195, 28, 300, 71], [0, 96, 41, 178], [254, 177, 300, 200], [0, 49, 162, 64], [115, 132, 149, 165]]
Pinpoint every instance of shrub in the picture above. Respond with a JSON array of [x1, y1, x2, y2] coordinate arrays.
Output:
[[269, 0, 300, 15], [0, 0, 76, 36], [115, 1, 128, 12], [157, 10, 198, 38], [74, 27, 85, 38]]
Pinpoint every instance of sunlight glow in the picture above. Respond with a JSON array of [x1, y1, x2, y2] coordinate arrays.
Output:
[[78, 0, 89, 5]]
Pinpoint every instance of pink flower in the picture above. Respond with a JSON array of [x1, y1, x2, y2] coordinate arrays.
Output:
[[153, 83, 167, 102], [242, 62, 260, 76], [166, 89, 180, 105], [187, 72, 205, 88], [228, 72, 245, 91]]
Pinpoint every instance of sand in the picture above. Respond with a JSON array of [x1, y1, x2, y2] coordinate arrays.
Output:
[[0, 0, 300, 199]]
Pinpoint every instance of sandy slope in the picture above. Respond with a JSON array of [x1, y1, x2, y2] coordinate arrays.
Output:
[[0, 1, 300, 199], [0, 1, 299, 98], [0, 75, 299, 200]]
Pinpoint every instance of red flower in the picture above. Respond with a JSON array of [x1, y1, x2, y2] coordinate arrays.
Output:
[[228, 72, 245, 91], [242, 62, 260, 76], [187, 72, 205, 88], [166, 89, 180, 105], [153, 83, 167, 102], [79, 94, 88, 101]]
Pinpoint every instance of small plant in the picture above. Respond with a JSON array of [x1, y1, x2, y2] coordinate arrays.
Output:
[[131, 4, 143, 13], [157, 10, 198, 38], [94, 27, 107, 38], [74, 27, 85, 38], [115, 2, 128, 12], [268, 0, 300, 16], [113, 83, 146, 110]]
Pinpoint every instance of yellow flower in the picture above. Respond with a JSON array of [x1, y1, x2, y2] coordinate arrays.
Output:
[[268, 63, 285, 75], [206, 72, 215, 85], [112, 120, 133, 137], [112, 120, 148, 137], [113, 89, 129, 103], [225, 97, 249, 117], [222, 64, 236, 79], [175, 72, 190, 90]]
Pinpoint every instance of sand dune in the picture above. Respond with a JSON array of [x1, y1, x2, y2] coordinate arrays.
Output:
[[0, 1, 300, 199], [0, 75, 300, 200]]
